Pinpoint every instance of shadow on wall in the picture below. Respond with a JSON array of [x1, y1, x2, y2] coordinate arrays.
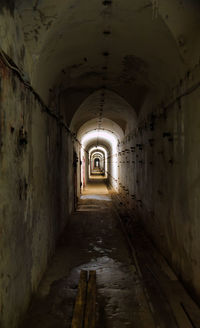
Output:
[[0, 58, 74, 328], [0, 1, 15, 15]]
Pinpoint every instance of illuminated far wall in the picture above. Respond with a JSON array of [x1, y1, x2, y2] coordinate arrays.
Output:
[[80, 130, 119, 190], [90, 152, 104, 171], [90, 152, 105, 171], [89, 147, 107, 177]]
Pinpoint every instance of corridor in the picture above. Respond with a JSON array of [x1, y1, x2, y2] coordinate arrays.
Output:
[[0, 1, 200, 327], [20, 181, 200, 328]]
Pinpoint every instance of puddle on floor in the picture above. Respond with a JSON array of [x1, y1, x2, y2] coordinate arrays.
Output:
[[80, 195, 111, 201], [20, 182, 155, 328]]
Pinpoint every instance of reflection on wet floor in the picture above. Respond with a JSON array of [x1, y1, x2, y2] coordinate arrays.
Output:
[[80, 195, 111, 201], [20, 181, 154, 328], [20, 181, 200, 328]]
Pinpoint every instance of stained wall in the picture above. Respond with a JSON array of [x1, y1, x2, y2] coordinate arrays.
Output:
[[118, 65, 200, 302], [0, 60, 74, 328]]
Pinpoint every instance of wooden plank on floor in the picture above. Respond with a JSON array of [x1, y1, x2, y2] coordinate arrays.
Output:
[[71, 270, 88, 328], [84, 270, 96, 328]]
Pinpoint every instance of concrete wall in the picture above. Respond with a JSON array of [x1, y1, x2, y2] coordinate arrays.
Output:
[[0, 60, 74, 328], [118, 65, 200, 303], [107, 152, 118, 191]]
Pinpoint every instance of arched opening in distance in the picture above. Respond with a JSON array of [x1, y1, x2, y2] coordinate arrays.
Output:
[[79, 128, 119, 193], [71, 90, 133, 197], [90, 149, 106, 177], [1, 1, 200, 327]]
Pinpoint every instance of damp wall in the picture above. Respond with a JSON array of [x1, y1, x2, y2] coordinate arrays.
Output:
[[107, 151, 118, 191], [0, 60, 74, 328], [118, 66, 200, 302]]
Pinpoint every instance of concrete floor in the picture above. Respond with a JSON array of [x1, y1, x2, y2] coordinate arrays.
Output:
[[20, 181, 200, 328]]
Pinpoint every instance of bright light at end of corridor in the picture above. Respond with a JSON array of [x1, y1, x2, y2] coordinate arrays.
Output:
[[81, 130, 118, 155], [81, 130, 118, 190]]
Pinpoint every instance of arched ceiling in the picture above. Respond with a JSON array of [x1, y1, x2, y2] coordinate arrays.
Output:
[[75, 98, 128, 140], [5, 2, 200, 91], [89, 146, 108, 155], [90, 148, 106, 160], [85, 140, 111, 155], [1, 0, 200, 126], [91, 152, 104, 158]]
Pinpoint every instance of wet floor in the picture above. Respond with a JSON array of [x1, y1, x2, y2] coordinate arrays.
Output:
[[20, 181, 153, 327], [20, 181, 200, 328]]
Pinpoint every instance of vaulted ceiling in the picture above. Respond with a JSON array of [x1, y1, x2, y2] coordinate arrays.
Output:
[[1, 0, 200, 134]]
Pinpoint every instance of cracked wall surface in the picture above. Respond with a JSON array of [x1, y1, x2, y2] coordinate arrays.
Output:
[[117, 64, 200, 302], [0, 59, 74, 328], [0, 0, 200, 326]]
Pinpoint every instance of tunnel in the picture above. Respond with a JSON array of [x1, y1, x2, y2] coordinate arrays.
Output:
[[0, 0, 200, 327]]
